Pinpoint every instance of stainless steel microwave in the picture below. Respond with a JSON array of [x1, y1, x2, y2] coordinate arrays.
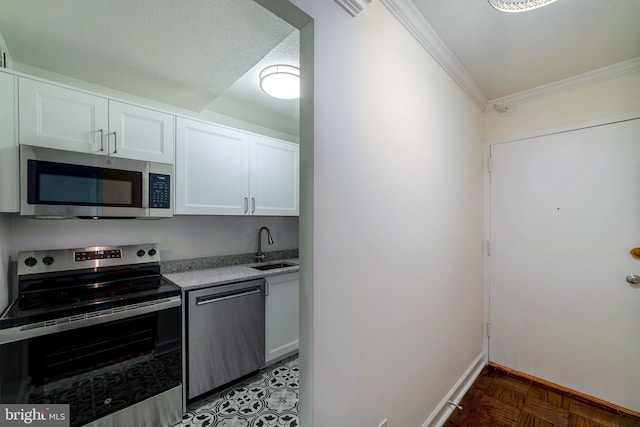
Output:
[[20, 145, 173, 218]]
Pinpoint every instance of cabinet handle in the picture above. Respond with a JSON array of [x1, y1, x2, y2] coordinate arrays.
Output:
[[265, 280, 269, 296], [96, 129, 104, 152], [252, 197, 256, 214], [244, 197, 248, 214], [109, 131, 117, 154]]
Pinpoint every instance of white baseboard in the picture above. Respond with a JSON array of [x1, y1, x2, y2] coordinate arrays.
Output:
[[420, 352, 485, 427]]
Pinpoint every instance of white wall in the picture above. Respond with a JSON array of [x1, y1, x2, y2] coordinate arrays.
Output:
[[8, 215, 298, 261], [484, 71, 640, 141], [289, 1, 484, 426], [0, 214, 11, 313]]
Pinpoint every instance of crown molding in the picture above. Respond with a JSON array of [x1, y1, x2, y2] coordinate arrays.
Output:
[[489, 57, 640, 110], [334, 0, 372, 17], [379, 0, 489, 110]]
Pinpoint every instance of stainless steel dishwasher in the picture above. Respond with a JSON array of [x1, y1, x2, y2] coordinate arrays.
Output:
[[187, 278, 265, 399]]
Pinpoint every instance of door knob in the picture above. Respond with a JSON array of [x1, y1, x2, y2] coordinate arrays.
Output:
[[625, 274, 640, 284]]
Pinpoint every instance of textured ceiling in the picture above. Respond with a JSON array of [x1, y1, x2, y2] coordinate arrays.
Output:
[[207, 31, 300, 137], [1, 0, 637, 133], [410, 0, 640, 100], [0, 0, 295, 112]]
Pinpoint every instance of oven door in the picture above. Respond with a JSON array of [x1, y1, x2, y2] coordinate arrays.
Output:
[[0, 303, 182, 427]]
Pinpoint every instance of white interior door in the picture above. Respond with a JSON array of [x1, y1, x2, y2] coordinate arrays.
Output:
[[489, 118, 640, 412]]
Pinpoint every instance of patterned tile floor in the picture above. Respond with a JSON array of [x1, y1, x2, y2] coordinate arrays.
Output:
[[176, 357, 299, 427]]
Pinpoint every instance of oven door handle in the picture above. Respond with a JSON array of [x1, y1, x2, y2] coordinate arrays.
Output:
[[0, 296, 181, 345]]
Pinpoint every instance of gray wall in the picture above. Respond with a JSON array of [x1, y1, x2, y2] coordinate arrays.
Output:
[[8, 215, 298, 260], [0, 214, 298, 313]]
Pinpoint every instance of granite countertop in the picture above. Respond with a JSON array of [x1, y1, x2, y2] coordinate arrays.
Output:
[[163, 258, 299, 291]]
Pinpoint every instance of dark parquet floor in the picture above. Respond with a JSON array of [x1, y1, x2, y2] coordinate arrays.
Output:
[[444, 366, 640, 427]]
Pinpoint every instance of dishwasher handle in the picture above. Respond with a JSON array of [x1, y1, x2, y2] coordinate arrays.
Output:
[[196, 288, 261, 306]]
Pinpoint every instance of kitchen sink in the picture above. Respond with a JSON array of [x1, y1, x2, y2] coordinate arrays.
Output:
[[251, 262, 297, 271]]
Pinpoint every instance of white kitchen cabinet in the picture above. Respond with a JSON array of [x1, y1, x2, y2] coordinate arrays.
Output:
[[108, 101, 175, 163], [265, 272, 299, 365], [19, 78, 175, 163], [175, 117, 299, 216], [250, 135, 299, 216], [0, 71, 18, 212], [175, 117, 250, 215], [19, 77, 108, 154]]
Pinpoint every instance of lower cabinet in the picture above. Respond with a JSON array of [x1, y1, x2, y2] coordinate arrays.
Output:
[[265, 272, 299, 366]]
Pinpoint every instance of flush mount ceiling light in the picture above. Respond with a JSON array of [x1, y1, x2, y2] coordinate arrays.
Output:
[[259, 65, 300, 100], [488, 0, 559, 12]]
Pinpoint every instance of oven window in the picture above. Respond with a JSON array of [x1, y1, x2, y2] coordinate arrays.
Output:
[[0, 308, 181, 427], [28, 160, 142, 207]]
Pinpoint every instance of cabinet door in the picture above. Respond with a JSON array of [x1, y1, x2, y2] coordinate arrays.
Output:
[[108, 101, 175, 164], [18, 78, 108, 153], [0, 71, 18, 212], [175, 118, 250, 215], [265, 272, 299, 365], [250, 135, 299, 216]]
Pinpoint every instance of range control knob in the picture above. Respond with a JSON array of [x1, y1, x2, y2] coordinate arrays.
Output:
[[136, 249, 146, 257], [24, 257, 37, 267], [43, 256, 55, 266], [148, 248, 157, 257]]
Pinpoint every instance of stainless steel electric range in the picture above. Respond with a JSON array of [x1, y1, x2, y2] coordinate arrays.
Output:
[[0, 244, 182, 427]]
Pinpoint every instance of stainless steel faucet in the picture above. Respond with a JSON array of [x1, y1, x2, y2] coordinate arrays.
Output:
[[256, 226, 274, 262]]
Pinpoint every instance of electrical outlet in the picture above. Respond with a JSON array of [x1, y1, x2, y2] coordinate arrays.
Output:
[[378, 419, 388, 427]]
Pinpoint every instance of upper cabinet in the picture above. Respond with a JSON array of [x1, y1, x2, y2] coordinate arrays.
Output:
[[0, 71, 18, 212], [176, 118, 250, 215], [18, 78, 175, 163], [108, 101, 175, 164], [250, 134, 299, 216], [176, 117, 299, 216], [19, 78, 108, 154], [13, 72, 297, 216]]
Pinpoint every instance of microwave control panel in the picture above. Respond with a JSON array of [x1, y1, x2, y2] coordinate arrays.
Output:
[[149, 173, 171, 209]]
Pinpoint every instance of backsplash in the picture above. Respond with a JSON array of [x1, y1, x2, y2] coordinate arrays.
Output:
[[8, 215, 299, 261], [161, 249, 299, 274]]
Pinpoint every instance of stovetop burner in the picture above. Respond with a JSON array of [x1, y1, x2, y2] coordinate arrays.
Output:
[[0, 244, 180, 330]]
